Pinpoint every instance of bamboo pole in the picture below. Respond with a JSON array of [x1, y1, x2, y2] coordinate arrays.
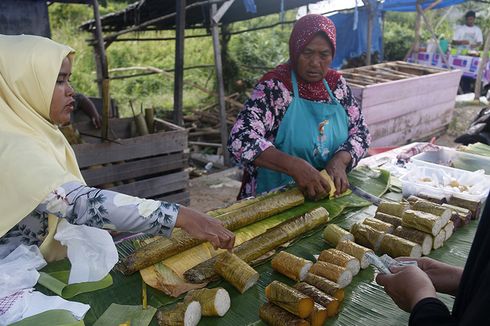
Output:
[[91, 0, 110, 140], [173, 0, 185, 126], [210, 3, 231, 166], [404, 0, 423, 62], [362, 0, 374, 65], [474, 31, 490, 100]]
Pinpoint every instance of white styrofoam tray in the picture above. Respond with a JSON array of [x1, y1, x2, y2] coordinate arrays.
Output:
[[411, 147, 490, 175], [401, 164, 490, 203]]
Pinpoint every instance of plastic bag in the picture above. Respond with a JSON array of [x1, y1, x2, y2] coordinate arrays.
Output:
[[0, 245, 46, 298], [54, 219, 118, 284]]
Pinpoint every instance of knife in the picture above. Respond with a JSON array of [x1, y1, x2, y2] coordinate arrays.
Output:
[[349, 184, 382, 206]]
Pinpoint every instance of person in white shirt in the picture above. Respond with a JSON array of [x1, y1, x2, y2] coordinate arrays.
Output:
[[452, 10, 483, 50]]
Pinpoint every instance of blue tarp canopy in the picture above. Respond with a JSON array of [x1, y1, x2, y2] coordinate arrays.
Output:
[[382, 0, 466, 12], [329, 4, 384, 68]]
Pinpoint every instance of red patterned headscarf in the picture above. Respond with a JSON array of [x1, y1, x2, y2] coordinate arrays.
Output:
[[259, 14, 341, 101]]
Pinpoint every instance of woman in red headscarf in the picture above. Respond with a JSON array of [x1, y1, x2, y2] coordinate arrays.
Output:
[[228, 14, 371, 200]]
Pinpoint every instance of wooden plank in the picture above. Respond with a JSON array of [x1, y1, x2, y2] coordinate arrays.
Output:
[[73, 129, 187, 168], [360, 69, 461, 108], [367, 101, 453, 142], [81, 152, 188, 186], [369, 106, 452, 146], [362, 87, 457, 125], [75, 118, 132, 139], [108, 171, 189, 198], [154, 191, 190, 206]]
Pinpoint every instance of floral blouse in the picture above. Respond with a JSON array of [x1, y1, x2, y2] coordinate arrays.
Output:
[[0, 181, 179, 259], [228, 76, 371, 199]]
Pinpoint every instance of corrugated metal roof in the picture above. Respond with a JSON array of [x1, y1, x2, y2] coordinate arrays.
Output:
[[80, 0, 320, 32]]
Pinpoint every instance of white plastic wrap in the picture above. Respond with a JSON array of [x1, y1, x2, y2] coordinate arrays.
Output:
[[54, 219, 118, 284]]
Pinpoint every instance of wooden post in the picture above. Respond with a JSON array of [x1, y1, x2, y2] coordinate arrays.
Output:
[[210, 3, 231, 166], [92, 0, 110, 140], [173, 0, 185, 126], [405, 0, 423, 62], [475, 31, 490, 100], [362, 0, 374, 65]]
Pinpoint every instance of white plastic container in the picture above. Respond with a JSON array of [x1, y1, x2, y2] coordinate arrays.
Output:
[[400, 165, 490, 203], [411, 147, 490, 175]]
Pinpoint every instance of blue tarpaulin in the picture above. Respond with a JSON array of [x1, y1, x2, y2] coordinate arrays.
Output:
[[330, 4, 384, 69], [382, 0, 466, 12]]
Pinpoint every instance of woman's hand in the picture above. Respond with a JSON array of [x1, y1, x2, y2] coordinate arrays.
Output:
[[175, 207, 235, 250], [289, 158, 330, 200], [376, 265, 437, 312], [325, 151, 351, 196], [254, 148, 330, 200], [399, 257, 463, 296]]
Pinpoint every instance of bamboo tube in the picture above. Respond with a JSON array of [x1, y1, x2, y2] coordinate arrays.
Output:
[[120, 188, 304, 275], [308, 303, 329, 326], [294, 282, 339, 317], [271, 251, 313, 281], [350, 223, 385, 251], [410, 201, 452, 225], [443, 221, 454, 241], [336, 240, 373, 269], [183, 288, 230, 317], [214, 252, 259, 293], [304, 273, 344, 302], [318, 249, 360, 276], [432, 230, 446, 250], [258, 303, 309, 326], [157, 301, 201, 326], [144, 107, 155, 133], [265, 281, 314, 319], [134, 113, 149, 136], [362, 217, 394, 233], [393, 226, 432, 256], [417, 191, 447, 204], [374, 212, 403, 228], [402, 209, 445, 236], [323, 224, 354, 246], [379, 234, 422, 258], [309, 261, 352, 288], [448, 195, 481, 219], [376, 201, 408, 217], [442, 204, 471, 228], [185, 207, 329, 283]]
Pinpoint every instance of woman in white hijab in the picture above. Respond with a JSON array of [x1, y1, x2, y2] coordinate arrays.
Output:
[[0, 34, 235, 260]]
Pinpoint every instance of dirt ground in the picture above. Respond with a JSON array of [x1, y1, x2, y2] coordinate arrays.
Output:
[[188, 102, 487, 212]]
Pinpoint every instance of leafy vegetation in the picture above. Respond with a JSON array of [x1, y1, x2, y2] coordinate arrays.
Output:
[[48, 2, 489, 117]]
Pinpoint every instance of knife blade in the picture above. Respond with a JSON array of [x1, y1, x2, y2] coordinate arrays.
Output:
[[349, 184, 382, 206]]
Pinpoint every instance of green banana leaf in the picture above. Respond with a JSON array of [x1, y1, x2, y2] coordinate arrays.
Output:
[[38, 271, 113, 299], [93, 304, 157, 326], [37, 166, 456, 326], [9, 309, 84, 326]]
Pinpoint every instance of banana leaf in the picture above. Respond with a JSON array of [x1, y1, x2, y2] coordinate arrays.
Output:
[[35, 166, 404, 325], [93, 304, 157, 326], [38, 271, 113, 299], [9, 309, 84, 326]]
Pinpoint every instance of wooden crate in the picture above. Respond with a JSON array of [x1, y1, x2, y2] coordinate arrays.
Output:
[[340, 61, 462, 147], [71, 117, 189, 205]]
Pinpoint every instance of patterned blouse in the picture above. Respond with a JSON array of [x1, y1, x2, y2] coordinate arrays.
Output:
[[228, 76, 371, 199], [0, 181, 179, 259]]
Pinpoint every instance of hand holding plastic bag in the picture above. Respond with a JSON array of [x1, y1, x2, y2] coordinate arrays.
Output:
[[54, 219, 118, 284]]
